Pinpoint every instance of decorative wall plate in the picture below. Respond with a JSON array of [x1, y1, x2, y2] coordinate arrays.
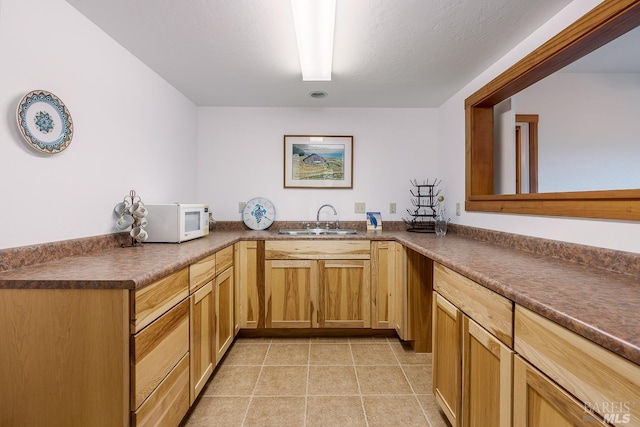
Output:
[[16, 90, 74, 154], [242, 197, 276, 230]]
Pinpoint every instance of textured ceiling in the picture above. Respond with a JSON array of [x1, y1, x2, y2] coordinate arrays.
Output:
[[65, 0, 575, 107]]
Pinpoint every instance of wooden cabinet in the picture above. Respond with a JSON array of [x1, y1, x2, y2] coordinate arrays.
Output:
[[513, 355, 608, 427], [188, 244, 235, 371], [462, 315, 512, 427], [233, 244, 240, 334], [432, 263, 513, 427], [391, 244, 409, 338], [0, 266, 195, 427], [215, 264, 234, 362], [371, 241, 403, 330], [0, 288, 131, 427], [131, 298, 190, 410], [189, 281, 214, 403], [236, 240, 263, 329], [433, 262, 512, 347], [132, 267, 190, 333], [264, 240, 370, 329], [515, 305, 640, 426], [318, 259, 371, 328], [132, 354, 190, 427], [131, 301, 190, 427], [0, 240, 262, 427], [265, 259, 317, 328], [187, 245, 235, 406], [432, 292, 462, 426], [189, 253, 215, 293], [188, 255, 215, 404], [131, 268, 190, 426]]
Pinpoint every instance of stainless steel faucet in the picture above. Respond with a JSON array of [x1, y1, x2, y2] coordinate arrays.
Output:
[[316, 204, 339, 229]]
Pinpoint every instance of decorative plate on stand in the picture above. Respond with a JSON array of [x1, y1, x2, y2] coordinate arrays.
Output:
[[16, 90, 74, 154], [242, 197, 276, 230]]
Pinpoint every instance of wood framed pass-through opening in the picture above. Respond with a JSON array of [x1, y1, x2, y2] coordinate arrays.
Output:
[[465, 1, 640, 220]]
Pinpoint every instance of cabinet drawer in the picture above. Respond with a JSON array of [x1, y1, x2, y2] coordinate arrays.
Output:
[[265, 240, 370, 260], [131, 298, 189, 409], [433, 263, 513, 347], [132, 268, 189, 333], [215, 245, 234, 274], [189, 253, 215, 293], [132, 353, 190, 427], [515, 305, 640, 425], [513, 355, 608, 427]]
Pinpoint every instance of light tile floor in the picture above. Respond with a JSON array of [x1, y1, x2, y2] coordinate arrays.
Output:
[[181, 336, 451, 427]]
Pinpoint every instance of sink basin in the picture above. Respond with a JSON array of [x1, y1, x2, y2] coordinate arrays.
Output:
[[277, 228, 359, 236]]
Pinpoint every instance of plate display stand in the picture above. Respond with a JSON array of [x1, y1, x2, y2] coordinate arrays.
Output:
[[403, 179, 442, 233]]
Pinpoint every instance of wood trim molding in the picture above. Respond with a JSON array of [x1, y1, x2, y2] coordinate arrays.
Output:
[[465, 0, 640, 221], [515, 114, 538, 194]]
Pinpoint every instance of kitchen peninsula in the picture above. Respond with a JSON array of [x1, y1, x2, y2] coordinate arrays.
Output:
[[0, 225, 638, 426]]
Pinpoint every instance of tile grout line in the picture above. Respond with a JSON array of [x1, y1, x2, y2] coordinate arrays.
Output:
[[350, 337, 371, 427], [240, 339, 272, 427], [390, 340, 435, 426], [304, 341, 310, 427]]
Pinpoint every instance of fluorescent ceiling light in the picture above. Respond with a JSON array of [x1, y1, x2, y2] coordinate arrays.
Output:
[[291, 0, 336, 81]]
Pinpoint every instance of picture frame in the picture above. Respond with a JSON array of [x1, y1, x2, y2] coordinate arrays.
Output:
[[284, 135, 353, 189]]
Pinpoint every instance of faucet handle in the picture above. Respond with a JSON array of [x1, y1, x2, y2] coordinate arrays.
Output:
[[335, 219, 340, 229], [304, 222, 311, 230]]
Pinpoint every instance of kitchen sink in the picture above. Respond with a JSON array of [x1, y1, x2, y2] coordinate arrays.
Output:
[[277, 228, 360, 236]]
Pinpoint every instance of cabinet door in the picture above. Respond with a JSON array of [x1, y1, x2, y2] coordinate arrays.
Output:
[[318, 259, 371, 328], [265, 260, 318, 328], [233, 244, 240, 335], [513, 355, 608, 427], [236, 240, 263, 329], [462, 316, 512, 427], [189, 281, 214, 403], [433, 292, 461, 427], [215, 267, 234, 364], [371, 241, 398, 329], [392, 244, 409, 339]]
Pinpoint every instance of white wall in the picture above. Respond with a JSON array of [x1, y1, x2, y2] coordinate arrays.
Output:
[[516, 72, 640, 192], [197, 107, 438, 225], [438, 0, 640, 254], [0, 0, 198, 249]]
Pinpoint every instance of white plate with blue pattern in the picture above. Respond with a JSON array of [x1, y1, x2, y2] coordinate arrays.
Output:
[[16, 90, 74, 154]]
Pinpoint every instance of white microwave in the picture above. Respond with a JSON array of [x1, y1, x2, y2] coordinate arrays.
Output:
[[144, 203, 210, 243]]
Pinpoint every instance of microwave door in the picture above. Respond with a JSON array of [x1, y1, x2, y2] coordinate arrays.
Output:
[[184, 210, 200, 235]]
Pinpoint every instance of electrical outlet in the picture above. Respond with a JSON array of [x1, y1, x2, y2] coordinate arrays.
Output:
[[389, 202, 397, 214], [239, 201, 246, 213], [354, 202, 366, 213], [456, 202, 461, 216]]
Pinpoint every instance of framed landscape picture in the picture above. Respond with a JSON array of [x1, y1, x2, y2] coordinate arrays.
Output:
[[284, 135, 353, 188]]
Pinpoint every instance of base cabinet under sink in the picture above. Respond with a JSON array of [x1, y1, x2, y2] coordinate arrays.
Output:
[[264, 240, 371, 329]]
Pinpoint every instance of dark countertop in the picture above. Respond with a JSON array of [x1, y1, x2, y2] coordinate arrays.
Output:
[[0, 229, 638, 366]]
